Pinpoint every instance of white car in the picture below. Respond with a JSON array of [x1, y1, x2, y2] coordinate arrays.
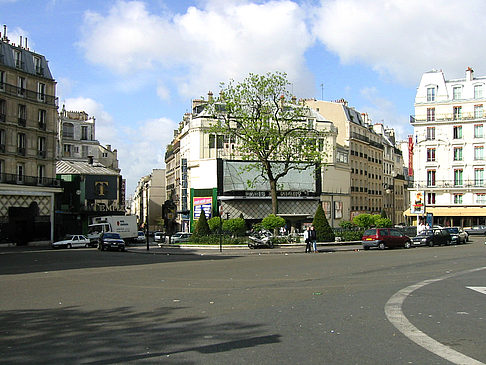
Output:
[[154, 231, 165, 242], [136, 231, 146, 242], [161, 232, 192, 245], [52, 235, 90, 249]]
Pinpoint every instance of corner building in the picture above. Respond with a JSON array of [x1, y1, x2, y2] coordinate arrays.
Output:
[[0, 30, 61, 243]]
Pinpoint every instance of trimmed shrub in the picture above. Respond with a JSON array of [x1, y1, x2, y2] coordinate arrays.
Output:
[[208, 217, 222, 233], [222, 218, 246, 236], [313, 203, 335, 242], [193, 210, 210, 237], [261, 214, 286, 231]]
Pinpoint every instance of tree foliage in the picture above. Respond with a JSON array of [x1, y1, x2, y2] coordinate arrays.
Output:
[[207, 217, 222, 233], [313, 203, 335, 242], [222, 218, 246, 236], [208, 72, 326, 214], [261, 214, 286, 231], [193, 210, 210, 236], [352, 213, 392, 229]]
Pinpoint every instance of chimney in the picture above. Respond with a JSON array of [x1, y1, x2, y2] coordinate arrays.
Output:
[[208, 91, 213, 103], [106, 144, 111, 151], [2, 25, 9, 43], [25, 37, 28, 50], [19, 35, 22, 48], [466, 67, 474, 81]]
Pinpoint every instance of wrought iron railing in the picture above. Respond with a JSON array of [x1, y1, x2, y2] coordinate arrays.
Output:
[[0, 172, 61, 187], [0, 82, 57, 106], [412, 179, 486, 189]]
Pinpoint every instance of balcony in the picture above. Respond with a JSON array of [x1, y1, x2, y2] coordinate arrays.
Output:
[[17, 147, 25, 156], [18, 117, 26, 127], [37, 150, 46, 158], [0, 113, 5, 123], [0, 82, 58, 107], [412, 179, 486, 190], [0, 172, 61, 187], [411, 111, 486, 124], [38, 122, 46, 130]]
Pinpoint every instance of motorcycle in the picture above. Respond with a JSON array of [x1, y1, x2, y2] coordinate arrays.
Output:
[[248, 230, 274, 249]]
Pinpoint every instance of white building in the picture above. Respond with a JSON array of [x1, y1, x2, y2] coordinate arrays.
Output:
[[409, 67, 486, 226]]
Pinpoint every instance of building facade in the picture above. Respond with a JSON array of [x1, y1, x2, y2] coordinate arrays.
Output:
[[0, 29, 62, 243], [409, 67, 486, 227]]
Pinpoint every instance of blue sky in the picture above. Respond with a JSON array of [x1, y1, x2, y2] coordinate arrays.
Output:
[[2, 0, 485, 196]]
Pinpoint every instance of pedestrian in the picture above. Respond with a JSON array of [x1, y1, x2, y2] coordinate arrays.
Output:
[[310, 226, 317, 253], [304, 226, 311, 253]]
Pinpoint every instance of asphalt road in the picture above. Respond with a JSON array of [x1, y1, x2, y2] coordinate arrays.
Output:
[[1, 237, 486, 364]]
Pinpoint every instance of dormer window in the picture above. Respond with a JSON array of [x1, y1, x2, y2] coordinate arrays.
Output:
[[427, 87, 436, 102], [34, 56, 43, 75], [14, 50, 22, 69], [475, 84, 484, 99], [453, 86, 462, 100]]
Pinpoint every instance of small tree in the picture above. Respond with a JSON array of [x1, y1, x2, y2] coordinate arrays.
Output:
[[353, 214, 375, 229], [193, 210, 210, 237], [380, 209, 388, 219], [374, 217, 392, 228], [261, 214, 286, 232], [313, 203, 335, 242], [223, 218, 246, 236], [208, 217, 222, 233]]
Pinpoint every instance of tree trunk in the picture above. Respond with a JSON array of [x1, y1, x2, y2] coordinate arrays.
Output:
[[269, 179, 278, 215]]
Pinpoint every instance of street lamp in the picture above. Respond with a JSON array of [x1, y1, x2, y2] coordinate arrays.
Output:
[[145, 182, 149, 251]]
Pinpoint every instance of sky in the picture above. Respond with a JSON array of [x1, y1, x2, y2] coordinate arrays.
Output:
[[2, 0, 485, 196]]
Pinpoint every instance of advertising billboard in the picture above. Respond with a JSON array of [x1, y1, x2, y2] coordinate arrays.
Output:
[[193, 197, 213, 219], [85, 175, 118, 200], [411, 191, 425, 214]]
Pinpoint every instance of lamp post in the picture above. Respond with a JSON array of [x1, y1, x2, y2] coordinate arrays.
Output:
[[145, 182, 149, 251]]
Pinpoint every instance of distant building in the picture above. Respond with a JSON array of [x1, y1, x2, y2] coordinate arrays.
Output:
[[0, 27, 62, 244], [408, 67, 486, 226], [131, 169, 166, 231]]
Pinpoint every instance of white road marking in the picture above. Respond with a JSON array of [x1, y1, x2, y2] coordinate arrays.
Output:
[[467, 286, 486, 295], [385, 267, 486, 365]]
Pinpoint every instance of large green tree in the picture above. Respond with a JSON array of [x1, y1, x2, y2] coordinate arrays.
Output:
[[209, 72, 326, 214]]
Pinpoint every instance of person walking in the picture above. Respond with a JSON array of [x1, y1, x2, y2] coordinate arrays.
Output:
[[304, 226, 311, 253], [309, 226, 317, 253]]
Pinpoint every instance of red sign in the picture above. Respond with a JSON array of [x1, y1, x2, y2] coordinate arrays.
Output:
[[408, 135, 413, 176]]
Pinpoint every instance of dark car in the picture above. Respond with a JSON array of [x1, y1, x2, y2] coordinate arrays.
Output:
[[397, 226, 417, 238], [445, 227, 468, 244], [465, 225, 486, 235], [98, 232, 126, 252], [412, 228, 451, 247], [362, 228, 412, 250]]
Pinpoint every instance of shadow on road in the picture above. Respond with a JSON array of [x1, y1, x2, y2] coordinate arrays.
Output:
[[0, 247, 238, 275], [0, 305, 281, 364]]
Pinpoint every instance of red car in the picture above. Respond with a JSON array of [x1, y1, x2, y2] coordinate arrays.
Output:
[[362, 228, 412, 250]]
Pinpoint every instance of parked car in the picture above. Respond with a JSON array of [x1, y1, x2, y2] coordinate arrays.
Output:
[[445, 227, 468, 244], [52, 235, 90, 249], [136, 231, 146, 242], [162, 232, 192, 245], [397, 226, 418, 238], [361, 228, 412, 250], [412, 228, 451, 247], [98, 232, 126, 251], [465, 225, 486, 235], [154, 231, 165, 243]]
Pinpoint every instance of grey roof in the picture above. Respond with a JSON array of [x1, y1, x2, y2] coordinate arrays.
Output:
[[56, 160, 119, 176], [0, 39, 54, 79]]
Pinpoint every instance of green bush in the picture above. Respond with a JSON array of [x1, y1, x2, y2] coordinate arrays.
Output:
[[193, 210, 210, 237], [338, 230, 364, 241], [374, 217, 392, 228], [313, 204, 335, 242], [339, 220, 355, 229], [261, 214, 286, 231], [190, 234, 248, 245], [208, 217, 222, 233], [222, 218, 246, 236], [353, 214, 374, 228]]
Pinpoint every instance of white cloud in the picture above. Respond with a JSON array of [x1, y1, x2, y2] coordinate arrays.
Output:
[[312, 0, 486, 85], [78, 0, 314, 97], [64, 97, 176, 194]]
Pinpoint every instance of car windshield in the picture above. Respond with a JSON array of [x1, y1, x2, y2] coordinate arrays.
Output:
[[446, 228, 459, 234], [138, 232, 144, 236], [421, 230, 434, 236], [363, 229, 376, 236], [104, 233, 121, 239]]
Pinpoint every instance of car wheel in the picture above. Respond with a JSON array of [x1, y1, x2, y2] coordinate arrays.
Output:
[[404, 241, 411, 249], [67, 243, 72, 249], [119, 247, 125, 252], [378, 242, 385, 250], [363, 246, 370, 250], [428, 241, 433, 247]]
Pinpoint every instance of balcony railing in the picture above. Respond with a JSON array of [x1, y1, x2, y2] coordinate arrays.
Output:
[[0, 82, 58, 106], [0, 172, 61, 187], [18, 117, 26, 127], [37, 150, 46, 158], [411, 112, 486, 124], [412, 179, 486, 189], [17, 147, 25, 156]]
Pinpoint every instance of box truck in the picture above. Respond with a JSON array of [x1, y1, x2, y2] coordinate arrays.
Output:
[[87, 215, 138, 245]]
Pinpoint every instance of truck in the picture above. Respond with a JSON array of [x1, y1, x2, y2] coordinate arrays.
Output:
[[87, 215, 138, 245]]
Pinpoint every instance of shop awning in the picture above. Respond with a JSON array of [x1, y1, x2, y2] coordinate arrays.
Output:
[[403, 207, 486, 217]]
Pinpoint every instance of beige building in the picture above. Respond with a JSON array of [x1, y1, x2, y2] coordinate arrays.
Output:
[[0, 29, 62, 243], [131, 169, 166, 231], [305, 99, 407, 224]]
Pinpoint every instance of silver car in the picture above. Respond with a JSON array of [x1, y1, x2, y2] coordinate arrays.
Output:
[[52, 235, 90, 249], [162, 232, 192, 245]]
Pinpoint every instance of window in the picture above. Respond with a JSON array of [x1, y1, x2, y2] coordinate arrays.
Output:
[[17, 163, 24, 183], [18, 104, 26, 126], [427, 192, 436, 205], [62, 122, 74, 138], [475, 84, 483, 99], [0, 129, 5, 152], [427, 148, 436, 162], [14, 50, 22, 68], [81, 126, 88, 140], [453, 106, 462, 120], [37, 136, 46, 157], [209, 134, 215, 148], [17, 76, 25, 96], [476, 193, 486, 204], [453, 86, 462, 100], [427, 127, 435, 140], [38, 109, 46, 129], [0, 70, 4, 90], [427, 108, 435, 121], [0, 99, 5, 122], [427, 87, 436, 102], [63, 144, 72, 157], [453, 125, 462, 139], [475, 146, 484, 160], [0, 159, 3, 178], [427, 170, 436, 186], [453, 147, 463, 161], [37, 83, 46, 102], [454, 194, 463, 204], [37, 165, 45, 184], [34, 56, 42, 75], [475, 105, 484, 119], [475, 168, 484, 186], [17, 133, 25, 154], [475, 124, 484, 138], [82, 145, 88, 157], [454, 169, 463, 186]]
